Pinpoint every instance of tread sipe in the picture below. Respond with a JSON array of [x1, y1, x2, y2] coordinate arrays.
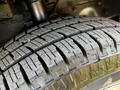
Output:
[[0, 16, 120, 90]]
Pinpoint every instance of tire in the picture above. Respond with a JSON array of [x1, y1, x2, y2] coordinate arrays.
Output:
[[0, 16, 120, 90]]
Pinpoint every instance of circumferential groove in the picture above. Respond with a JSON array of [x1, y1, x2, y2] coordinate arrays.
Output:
[[18, 63, 31, 85], [54, 45, 69, 65], [103, 31, 117, 51], [26, 46, 50, 74], [71, 38, 88, 58], [2, 74, 10, 90], [87, 33, 103, 53]]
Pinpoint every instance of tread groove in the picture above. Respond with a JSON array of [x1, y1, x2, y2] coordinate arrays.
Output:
[[2, 74, 10, 90], [87, 33, 103, 53], [37, 54, 50, 74], [71, 38, 88, 58], [54, 45, 69, 65], [0, 68, 3, 73], [26, 46, 50, 74], [8, 52, 14, 59], [103, 31, 118, 51], [18, 63, 31, 85]]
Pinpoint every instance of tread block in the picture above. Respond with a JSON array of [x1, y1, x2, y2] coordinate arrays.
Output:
[[97, 21, 115, 27], [56, 27, 79, 36], [51, 18, 62, 23], [87, 30, 116, 58], [31, 39, 43, 48], [55, 38, 86, 70], [109, 20, 120, 26], [71, 23, 93, 32], [57, 20, 75, 26], [94, 30, 117, 54], [6, 41, 22, 52], [57, 17, 81, 25], [20, 55, 52, 89], [85, 22, 105, 28], [72, 33, 99, 64], [2, 58, 10, 68], [16, 48, 26, 57], [15, 32, 26, 40], [4, 40, 14, 48], [79, 16, 105, 21], [34, 38, 47, 45], [39, 22, 50, 27], [25, 42, 39, 50], [5, 55, 14, 66], [26, 26, 38, 33], [12, 51, 21, 61], [0, 50, 9, 60], [4, 64, 26, 90], [20, 46, 31, 54], [0, 75, 6, 90], [18, 34, 36, 43], [44, 23, 65, 30], [31, 28, 51, 36], [37, 45, 68, 78], [62, 16, 73, 19], [0, 60, 6, 70], [41, 32, 64, 43], [102, 28, 120, 52], [20, 59, 36, 80]]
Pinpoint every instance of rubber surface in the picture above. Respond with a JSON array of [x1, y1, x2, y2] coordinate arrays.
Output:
[[0, 16, 120, 90]]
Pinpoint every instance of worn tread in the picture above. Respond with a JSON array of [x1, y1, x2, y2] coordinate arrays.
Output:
[[0, 16, 120, 90]]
